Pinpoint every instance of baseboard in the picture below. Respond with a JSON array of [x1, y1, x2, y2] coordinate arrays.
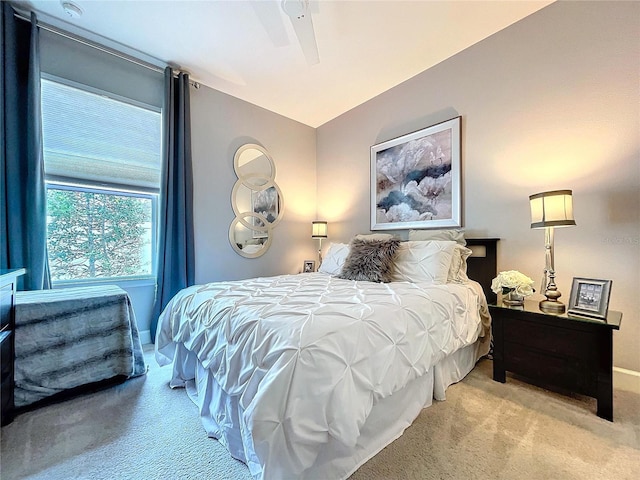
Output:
[[613, 366, 640, 394], [139, 329, 152, 345]]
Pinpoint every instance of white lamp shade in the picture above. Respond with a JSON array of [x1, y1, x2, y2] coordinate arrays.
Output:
[[529, 190, 576, 229], [312, 221, 328, 238]]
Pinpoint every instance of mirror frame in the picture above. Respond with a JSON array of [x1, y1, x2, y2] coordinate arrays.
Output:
[[229, 143, 283, 259], [231, 177, 284, 229], [233, 143, 275, 182], [228, 214, 273, 259]]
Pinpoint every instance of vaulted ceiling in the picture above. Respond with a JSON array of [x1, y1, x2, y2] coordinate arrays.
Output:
[[16, 1, 553, 127]]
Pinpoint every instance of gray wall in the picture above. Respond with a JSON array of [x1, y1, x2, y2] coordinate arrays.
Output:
[[316, 1, 640, 371], [189, 86, 318, 286]]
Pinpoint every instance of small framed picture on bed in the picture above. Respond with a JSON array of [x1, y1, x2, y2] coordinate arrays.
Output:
[[370, 116, 462, 231], [303, 260, 316, 273], [567, 277, 612, 320]]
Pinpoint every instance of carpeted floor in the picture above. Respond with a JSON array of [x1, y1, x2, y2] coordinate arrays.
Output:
[[1, 347, 639, 480]]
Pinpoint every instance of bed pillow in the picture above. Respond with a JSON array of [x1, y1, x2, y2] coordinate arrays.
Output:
[[354, 233, 395, 241], [408, 229, 466, 245], [318, 243, 351, 275], [337, 238, 401, 283], [448, 244, 473, 283], [391, 240, 457, 284]]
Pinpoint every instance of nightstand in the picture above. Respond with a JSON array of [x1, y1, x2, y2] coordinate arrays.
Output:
[[489, 299, 622, 421], [1, 268, 26, 426]]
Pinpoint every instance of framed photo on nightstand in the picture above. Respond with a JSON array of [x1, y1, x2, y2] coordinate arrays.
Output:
[[303, 260, 316, 273], [568, 277, 612, 320]]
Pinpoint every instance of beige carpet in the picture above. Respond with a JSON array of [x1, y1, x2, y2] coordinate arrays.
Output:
[[1, 348, 639, 480]]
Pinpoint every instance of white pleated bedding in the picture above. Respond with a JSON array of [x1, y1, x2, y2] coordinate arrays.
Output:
[[156, 273, 490, 480]]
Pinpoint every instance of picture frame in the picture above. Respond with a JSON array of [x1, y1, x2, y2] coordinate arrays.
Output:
[[303, 260, 316, 273], [370, 116, 461, 231], [568, 277, 612, 320]]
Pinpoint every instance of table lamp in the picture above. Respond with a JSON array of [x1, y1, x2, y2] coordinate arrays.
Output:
[[311, 221, 328, 266], [529, 190, 576, 314]]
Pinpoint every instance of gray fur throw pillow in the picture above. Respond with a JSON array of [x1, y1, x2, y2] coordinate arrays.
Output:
[[337, 238, 401, 283]]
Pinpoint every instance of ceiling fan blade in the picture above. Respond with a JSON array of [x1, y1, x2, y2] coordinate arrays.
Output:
[[289, 12, 319, 65], [250, 1, 289, 48], [282, 0, 319, 65]]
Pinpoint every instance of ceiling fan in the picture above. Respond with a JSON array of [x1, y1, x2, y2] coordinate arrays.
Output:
[[281, 0, 319, 65]]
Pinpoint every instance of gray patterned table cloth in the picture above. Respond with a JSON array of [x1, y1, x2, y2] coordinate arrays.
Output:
[[14, 285, 146, 407]]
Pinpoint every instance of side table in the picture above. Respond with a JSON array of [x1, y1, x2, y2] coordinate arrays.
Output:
[[1, 268, 26, 426], [489, 299, 622, 421]]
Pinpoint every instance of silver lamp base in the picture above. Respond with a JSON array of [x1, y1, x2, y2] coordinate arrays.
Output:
[[539, 298, 565, 314]]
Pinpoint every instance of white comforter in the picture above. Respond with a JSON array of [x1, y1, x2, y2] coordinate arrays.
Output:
[[156, 273, 489, 479]]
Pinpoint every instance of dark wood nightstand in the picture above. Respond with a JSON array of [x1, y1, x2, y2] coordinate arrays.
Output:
[[489, 299, 622, 421], [1, 268, 26, 426]]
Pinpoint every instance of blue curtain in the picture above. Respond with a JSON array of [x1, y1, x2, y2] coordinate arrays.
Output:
[[1, 5, 51, 291], [150, 67, 195, 342]]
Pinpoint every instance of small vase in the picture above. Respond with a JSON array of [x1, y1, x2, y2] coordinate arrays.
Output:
[[503, 289, 525, 306]]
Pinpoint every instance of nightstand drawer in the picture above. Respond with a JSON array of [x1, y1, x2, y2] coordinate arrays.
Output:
[[502, 317, 596, 360], [0, 373, 12, 411], [1, 334, 11, 378], [503, 341, 596, 394], [0, 283, 12, 330], [1, 269, 25, 427]]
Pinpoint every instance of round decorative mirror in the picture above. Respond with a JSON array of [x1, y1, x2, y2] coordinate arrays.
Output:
[[229, 143, 284, 258], [233, 144, 275, 187], [231, 177, 284, 229], [228, 214, 272, 259]]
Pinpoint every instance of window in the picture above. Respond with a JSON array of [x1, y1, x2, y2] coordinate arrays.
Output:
[[41, 78, 161, 282]]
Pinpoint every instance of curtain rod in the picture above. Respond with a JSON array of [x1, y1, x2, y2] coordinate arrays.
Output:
[[13, 10, 200, 89]]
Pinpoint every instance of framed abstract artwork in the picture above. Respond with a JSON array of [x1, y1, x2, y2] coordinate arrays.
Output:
[[370, 116, 461, 231]]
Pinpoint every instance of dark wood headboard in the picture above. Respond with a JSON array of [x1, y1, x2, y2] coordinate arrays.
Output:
[[465, 238, 499, 305]]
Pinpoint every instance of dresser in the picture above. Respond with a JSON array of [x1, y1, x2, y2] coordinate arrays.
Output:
[[1, 268, 26, 426], [490, 299, 622, 421]]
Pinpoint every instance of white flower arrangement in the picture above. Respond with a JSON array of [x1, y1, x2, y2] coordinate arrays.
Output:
[[491, 270, 535, 296]]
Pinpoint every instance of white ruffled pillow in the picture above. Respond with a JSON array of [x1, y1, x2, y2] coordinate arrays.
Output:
[[408, 229, 466, 245], [448, 244, 473, 283], [354, 233, 395, 241], [318, 243, 351, 275], [391, 240, 457, 284]]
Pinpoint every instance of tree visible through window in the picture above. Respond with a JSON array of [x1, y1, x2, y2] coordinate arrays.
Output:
[[46, 188, 153, 281]]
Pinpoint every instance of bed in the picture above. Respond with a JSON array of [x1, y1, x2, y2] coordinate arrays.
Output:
[[156, 234, 497, 479]]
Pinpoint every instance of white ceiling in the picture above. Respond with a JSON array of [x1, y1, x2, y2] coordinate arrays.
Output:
[[16, 1, 553, 128]]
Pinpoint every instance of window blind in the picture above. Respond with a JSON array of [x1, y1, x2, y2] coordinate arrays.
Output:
[[41, 79, 161, 192]]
